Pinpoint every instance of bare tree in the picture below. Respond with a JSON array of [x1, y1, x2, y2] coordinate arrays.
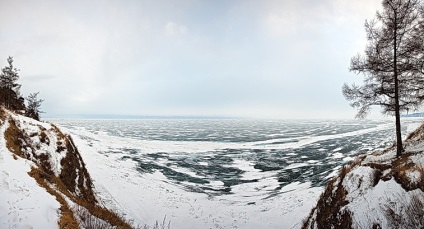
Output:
[[343, 0, 424, 157], [25, 92, 44, 121]]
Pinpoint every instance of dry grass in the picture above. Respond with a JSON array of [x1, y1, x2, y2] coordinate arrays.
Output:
[[388, 152, 424, 191], [302, 177, 352, 229], [143, 217, 171, 229], [73, 205, 134, 229], [363, 148, 424, 191], [3, 110, 22, 160], [391, 153, 413, 183], [51, 134, 131, 228], [303, 124, 424, 229], [52, 124, 68, 153], [363, 151, 424, 190], [59, 134, 96, 203], [371, 144, 396, 157], [5, 118, 27, 159], [28, 167, 79, 229], [55, 133, 131, 228], [81, 203, 131, 228], [364, 163, 392, 171], [385, 194, 424, 228], [405, 124, 424, 142], [363, 163, 392, 185], [415, 166, 424, 186], [0, 107, 6, 121], [370, 168, 382, 187], [4, 118, 56, 176], [51, 123, 66, 139], [40, 131, 49, 145], [302, 157, 364, 229], [4, 114, 133, 228], [48, 172, 131, 228]]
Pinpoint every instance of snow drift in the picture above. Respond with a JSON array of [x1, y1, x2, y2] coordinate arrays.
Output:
[[303, 122, 424, 228]]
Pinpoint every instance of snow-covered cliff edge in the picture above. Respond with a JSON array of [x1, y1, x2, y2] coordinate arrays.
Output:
[[0, 108, 130, 228], [303, 122, 424, 228]]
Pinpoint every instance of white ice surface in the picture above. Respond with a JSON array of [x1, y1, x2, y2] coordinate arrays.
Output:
[[56, 119, 423, 229], [68, 129, 322, 229], [58, 121, 394, 155]]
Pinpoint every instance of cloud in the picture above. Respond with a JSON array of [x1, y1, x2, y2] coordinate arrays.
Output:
[[263, 0, 382, 38], [0, 0, 387, 119], [164, 21, 188, 37], [21, 74, 57, 82]]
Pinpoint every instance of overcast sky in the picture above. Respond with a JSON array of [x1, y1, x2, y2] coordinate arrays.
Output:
[[0, 0, 384, 119]]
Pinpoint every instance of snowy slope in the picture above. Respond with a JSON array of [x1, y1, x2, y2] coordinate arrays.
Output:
[[0, 109, 130, 228], [303, 123, 424, 228], [0, 115, 60, 228]]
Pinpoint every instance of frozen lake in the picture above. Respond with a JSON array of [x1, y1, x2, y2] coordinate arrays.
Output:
[[53, 118, 423, 228]]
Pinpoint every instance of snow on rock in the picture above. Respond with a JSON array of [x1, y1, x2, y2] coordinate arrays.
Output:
[[5, 110, 96, 201], [342, 166, 375, 201], [9, 112, 67, 177], [303, 123, 424, 229]]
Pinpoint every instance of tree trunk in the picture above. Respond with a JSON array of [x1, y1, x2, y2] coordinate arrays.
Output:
[[395, 98, 403, 157], [394, 12, 403, 157], [7, 88, 10, 109]]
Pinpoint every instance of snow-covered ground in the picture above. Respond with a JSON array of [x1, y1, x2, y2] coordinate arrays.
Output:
[[0, 116, 60, 228]]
